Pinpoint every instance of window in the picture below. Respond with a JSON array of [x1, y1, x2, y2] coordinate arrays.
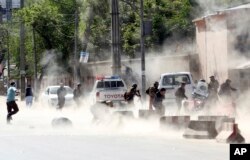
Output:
[[162, 74, 191, 86], [45, 88, 49, 95], [97, 80, 125, 88], [111, 81, 116, 88], [65, 87, 73, 94], [162, 76, 174, 85], [104, 81, 111, 88], [117, 81, 124, 87], [174, 74, 190, 85], [49, 87, 58, 94], [97, 82, 104, 88]]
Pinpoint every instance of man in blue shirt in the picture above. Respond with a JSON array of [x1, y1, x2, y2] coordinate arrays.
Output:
[[6, 82, 19, 124]]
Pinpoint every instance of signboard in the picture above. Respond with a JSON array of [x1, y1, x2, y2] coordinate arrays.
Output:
[[79, 51, 89, 63]]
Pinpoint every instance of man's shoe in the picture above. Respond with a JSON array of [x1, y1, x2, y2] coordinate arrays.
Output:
[[7, 116, 12, 124]]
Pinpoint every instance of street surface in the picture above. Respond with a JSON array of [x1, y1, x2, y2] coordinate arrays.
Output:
[[0, 96, 248, 160]]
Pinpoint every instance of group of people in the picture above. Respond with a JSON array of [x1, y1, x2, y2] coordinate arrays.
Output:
[[146, 81, 185, 115], [124, 82, 166, 115], [57, 83, 83, 109], [5, 82, 34, 124], [194, 76, 237, 106], [5, 82, 83, 124], [4, 76, 237, 124], [123, 75, 238, 116]]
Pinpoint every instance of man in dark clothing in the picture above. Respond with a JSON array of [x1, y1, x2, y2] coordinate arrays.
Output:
[[25, 85, 33, 107], [124, 84, 141, 105], [208, 76, 219, 104], [146, 81, 159, 110], [57, 83, 67, 109], [153, 88, 166, 116], [175, 82, 188, 114], [219, 79, 237, 100], [73, 83, 82, 106]]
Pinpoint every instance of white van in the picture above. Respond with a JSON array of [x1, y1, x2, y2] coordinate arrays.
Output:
[[158, 72, 195, 106]]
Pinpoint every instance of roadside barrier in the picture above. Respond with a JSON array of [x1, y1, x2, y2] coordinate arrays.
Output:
[[183, 120, 218, 139], [138, 110, 159, 119], [51, 117, 73, 128], [198, 116, 235, 133], [160, 116, 190, 129], [216, 122, 245, 143], [112, 111, 134, 118]]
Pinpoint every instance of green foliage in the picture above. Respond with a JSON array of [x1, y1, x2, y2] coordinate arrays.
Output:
[[8, 0, 249, 78], [17, 0, 78, 75]]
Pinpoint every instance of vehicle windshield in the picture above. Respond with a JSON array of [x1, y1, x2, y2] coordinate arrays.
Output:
[[162, 74, 191, 86], [96, 80, 125, 89], [49, 87, 73, 95]]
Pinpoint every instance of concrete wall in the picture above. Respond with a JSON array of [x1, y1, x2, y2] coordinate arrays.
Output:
[[194, 8, 250, 87], [80, 54, 200, 90], [195, 14, 229, 84]]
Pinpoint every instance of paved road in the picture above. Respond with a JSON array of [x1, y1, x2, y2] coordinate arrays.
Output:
[[0, 96, 247, 160]]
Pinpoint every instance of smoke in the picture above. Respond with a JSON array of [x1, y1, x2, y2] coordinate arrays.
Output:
[[195, 0, 250, 16], [0, 98, 185, 140], [39, 49, 73, 91], [4, 0, 248, 144], [233, 90, 250, 141]]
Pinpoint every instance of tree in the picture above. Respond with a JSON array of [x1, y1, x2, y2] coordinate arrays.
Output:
[[17, 0, 79, 84]]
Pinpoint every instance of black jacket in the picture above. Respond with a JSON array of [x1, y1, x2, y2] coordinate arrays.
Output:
[[153, 92, 165, 108], [25, 87, 33, 97]]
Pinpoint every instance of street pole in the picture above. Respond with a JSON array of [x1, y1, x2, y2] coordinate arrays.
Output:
[[7, 31, 10, 86], [20, 0, 26, 100], [140, 0, 146, 100], [6, 0, 12, 21], [111, 0, 121, 75], [32, 27, 37, 96], [74, 4, 79, 85], [0, 5, 3, 24]]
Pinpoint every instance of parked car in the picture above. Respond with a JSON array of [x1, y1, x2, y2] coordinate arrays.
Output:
[[41, 86, 74, 106]]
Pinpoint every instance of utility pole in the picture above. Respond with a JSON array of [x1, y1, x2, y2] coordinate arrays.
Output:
[[0, 4, 3, 24], [20, 0, 26, 100], [32, 27, 37, 96], [74, 3, 79, 84], [111, 0, 121, 75], [6, 0, 12, 21], [140, 0, 146, 100], [7, 31, 10, 86]]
